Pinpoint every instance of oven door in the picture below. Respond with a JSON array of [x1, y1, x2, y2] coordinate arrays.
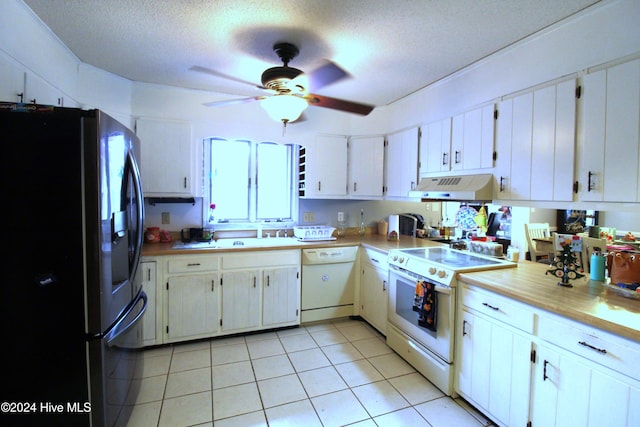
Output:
[[388, 264, 454, 363]]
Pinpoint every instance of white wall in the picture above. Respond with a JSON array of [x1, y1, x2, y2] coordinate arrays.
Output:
[[3, 0, 640, 239]]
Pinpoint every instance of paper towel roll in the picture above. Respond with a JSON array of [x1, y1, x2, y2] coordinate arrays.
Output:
[[388, 214, 399, 240]]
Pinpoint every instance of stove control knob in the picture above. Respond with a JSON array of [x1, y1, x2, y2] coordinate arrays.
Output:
[[437, 270, 447, 278], [392, 255, 398, 262], [428, 267, 437, 275], [399, 257, 404, 264]]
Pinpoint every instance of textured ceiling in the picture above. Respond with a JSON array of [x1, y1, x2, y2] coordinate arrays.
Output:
[[23, 0, 600, 111]]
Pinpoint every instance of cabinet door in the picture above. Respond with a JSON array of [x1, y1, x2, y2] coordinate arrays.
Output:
[[530, 80, 576, 201], [24, 71, 64, 106], [604, 59, 640, 202], [580, 59, 640, 202], [263, 267, 300, 327], [303, 135, 348, 197], [221, 270, 260, 331], [451, 105, 494, 171], [136, 119, 193, 196], [457, 309, 532, 427], [167, 273, 218, 341], [510, 92, 533, 200], [494, 99, 514, 199], [0, 56, 25, 103], [348, 136, 384, 198], [360, 263, 388, 335], [421, 118, 452, 174], [385, 127, 419, 198], [532, 343, 640, 427], [139, 261, 158, 346]]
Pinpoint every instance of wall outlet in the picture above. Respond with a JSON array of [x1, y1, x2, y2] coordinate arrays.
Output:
[[303, 212, 315, 223], [161, 212, 170, 224]]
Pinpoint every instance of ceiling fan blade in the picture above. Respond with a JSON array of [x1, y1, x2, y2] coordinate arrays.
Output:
[[305, 61, 349, 92], [305, 94, 374, 116], [190, 66, 266, 90], [203, 96, 264, 108]]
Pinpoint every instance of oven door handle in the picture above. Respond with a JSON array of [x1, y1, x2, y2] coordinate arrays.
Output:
[[389, 266, 452, 295]]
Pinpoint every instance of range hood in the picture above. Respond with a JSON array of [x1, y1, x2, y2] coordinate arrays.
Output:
[[409, 174, 494, 201]]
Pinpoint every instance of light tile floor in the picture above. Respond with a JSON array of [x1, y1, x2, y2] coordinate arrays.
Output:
[[127, 319, 495, 427]]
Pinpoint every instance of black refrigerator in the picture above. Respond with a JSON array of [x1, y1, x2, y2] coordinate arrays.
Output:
[[0, 102, 147, 426]]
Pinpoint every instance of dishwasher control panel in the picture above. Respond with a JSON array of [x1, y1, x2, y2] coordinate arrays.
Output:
[[302, 246, 358, 264]]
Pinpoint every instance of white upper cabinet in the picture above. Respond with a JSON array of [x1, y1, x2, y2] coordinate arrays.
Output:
[[580, 59, 640, 202], [451, 104, 495, 171], [135, 118, 194, 197], [0, 56, 25, 103], [530, 79, 577, 201], [495, 92, 533, 200], [385, 127, 419, 198], [348, 136, 384, 199], [300, 134, 348, 198], [420, 117, 452, 175], [495, 80, 576, 202]]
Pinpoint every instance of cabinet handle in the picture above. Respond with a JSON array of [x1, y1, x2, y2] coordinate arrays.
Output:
[[442, 152, 448, 165], [353, 182, 357, 192], [587, 171, 594, 192], [147, 268, 151, 281], [382, 280, 387, 291], [183, 177, 187, 189], [253, 276, 256, 288], [482, 302, 499, 311], [318, 181, 321, 191], [499, 176, 506, 192], [578, 340, 607, 354], [267, 276, 270, 287], [543, 359, 550, 381], [187, 263, 201, 267], [211, 279, 214, 292], [454, 150, 461, 164], [462, 319, 469, 336]]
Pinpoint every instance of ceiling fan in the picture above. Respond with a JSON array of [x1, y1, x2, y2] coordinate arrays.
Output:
[[196, 42, 374, 126]]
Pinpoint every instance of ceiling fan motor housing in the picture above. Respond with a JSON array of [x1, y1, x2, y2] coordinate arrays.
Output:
[[261, 42, 304, 92]]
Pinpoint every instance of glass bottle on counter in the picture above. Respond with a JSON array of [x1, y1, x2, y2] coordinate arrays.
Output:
[[359, 209, 366, 236]]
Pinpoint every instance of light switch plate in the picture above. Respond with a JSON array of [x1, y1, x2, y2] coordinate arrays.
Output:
[[161, 212, 170, 224]]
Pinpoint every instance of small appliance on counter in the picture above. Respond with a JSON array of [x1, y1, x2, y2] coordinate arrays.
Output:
[[399, 213, 426, 237]]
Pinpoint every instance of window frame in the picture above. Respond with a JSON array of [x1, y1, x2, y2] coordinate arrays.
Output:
[[202, 137, 297, 229]]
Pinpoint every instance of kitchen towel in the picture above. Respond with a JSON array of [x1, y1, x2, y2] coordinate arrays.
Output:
[[415, 280, 437, 332]]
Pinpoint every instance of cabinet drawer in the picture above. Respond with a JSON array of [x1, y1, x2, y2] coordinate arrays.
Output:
[[538, 314, 640, 381], [223, 250, 300, 269], [460, 285, 535, 334], [167, 255, 219, 273], [362, 247, 388, 269]]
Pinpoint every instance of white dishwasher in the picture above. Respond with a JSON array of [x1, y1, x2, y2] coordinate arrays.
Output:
[[301, 246, 359, 322]]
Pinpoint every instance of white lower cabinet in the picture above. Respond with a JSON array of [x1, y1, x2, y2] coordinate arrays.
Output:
[[158, 249, 301, 344], [221, 270, 260, 332], [263, 267, 300, 327], [456, 281, 640, 427], [456, 285, 532, 427], [531, 342, 640, 427], [167, 273, 220, 342], [530, 312, 640, 427], [138, 260, 159, 346], [359, 248, 388, 335]]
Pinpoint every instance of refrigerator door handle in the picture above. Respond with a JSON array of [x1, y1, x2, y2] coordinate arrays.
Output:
[[105, 290, 147, 347], [128, 149, 145, 282]]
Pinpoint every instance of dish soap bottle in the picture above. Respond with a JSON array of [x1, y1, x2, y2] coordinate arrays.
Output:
[[359, 209, 366, 236]]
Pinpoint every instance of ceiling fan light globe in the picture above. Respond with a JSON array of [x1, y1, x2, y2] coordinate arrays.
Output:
[[261, 95, 308, 123]]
